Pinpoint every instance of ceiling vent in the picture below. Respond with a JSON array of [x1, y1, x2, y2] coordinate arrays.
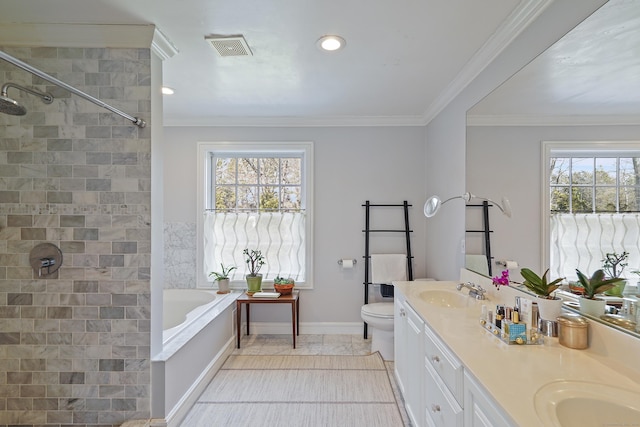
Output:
[[205, 35, 253, 57]]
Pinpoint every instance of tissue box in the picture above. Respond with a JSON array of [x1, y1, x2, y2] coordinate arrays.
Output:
[[504, 321, 526, 343]]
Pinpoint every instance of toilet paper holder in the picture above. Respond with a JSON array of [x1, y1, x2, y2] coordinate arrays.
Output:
[[337, 259, 357, 266], [496, 260, 518, 269]]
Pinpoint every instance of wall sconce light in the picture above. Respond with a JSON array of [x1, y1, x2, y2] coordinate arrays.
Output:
[[424, 192, 512, 218]]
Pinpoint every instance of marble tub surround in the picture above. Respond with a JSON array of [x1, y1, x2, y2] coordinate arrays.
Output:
[[0, 46, 151, 426], [163, 222, 196, 289], [394, 278, 640, 426]]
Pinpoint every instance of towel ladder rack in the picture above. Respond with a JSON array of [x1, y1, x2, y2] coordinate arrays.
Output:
[[362, 201, 414, 339]]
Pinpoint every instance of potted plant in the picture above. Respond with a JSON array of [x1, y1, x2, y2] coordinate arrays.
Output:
[[601, 251, 628, 297], [273, 276, 295, 295], [575, 269, 619, 317], [520, 268, 565, 321], [208, 263, 236, 294], [243, 248, 265, 293]]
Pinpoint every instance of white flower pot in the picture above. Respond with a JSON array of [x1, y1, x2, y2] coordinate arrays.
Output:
[[216, 278, 230, 293], [579, 297, 606, 318], [536, 296, 563, 321]]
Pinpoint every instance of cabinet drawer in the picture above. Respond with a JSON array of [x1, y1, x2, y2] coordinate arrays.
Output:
[[424, 359, 463, 427], [424, 323, 464, 404]]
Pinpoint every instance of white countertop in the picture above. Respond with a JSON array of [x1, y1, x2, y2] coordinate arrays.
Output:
[[394, 280, 640, 426]]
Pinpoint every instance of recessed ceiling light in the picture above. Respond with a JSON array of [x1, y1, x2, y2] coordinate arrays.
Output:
[[162, 86, 175, 95], [317, 35, 346, 52]]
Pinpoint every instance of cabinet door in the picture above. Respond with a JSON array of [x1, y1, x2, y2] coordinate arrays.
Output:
[[424, 359, 463, 427], [424, 324, 464, 404], [394, 294, 408, 395], [463, 371, 515, 427], [405, 302, 424, 427]]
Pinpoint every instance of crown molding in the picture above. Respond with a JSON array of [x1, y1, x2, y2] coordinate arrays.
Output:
[[0, 23, 156, 48], [422, 0, 553, 125], [163, 115, 427, 128], [152, 28, 179, 61], [467, 114, 640, 127]]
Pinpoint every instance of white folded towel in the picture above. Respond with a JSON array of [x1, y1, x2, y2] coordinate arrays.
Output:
[[371, 254, 407, 283]]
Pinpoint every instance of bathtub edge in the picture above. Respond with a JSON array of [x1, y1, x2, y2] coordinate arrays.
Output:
[[164, 335, 235, 427]]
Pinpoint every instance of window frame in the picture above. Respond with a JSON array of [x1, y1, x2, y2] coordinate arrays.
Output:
[[196, 141, 314, 288], [542, 140, 640, 269]]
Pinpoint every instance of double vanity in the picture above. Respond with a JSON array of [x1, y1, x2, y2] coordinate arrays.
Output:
[[393, 271, 640, 427]]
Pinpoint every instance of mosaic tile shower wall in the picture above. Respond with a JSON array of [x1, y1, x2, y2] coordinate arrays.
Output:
[[0, 47, 151, 426]]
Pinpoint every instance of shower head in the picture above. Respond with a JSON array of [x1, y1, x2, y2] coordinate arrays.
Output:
[[0, 94, 26, 115], [0, 83, 53, 116]]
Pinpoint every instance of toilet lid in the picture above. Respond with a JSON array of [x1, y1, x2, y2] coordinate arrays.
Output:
[[361, 302, 394, 318]]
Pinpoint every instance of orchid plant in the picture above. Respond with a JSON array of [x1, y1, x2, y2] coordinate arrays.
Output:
[[492, 270, 510, 290]]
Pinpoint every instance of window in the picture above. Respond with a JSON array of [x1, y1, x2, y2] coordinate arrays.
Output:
[[212, 156, 303, 212], [543, 142, 640, 281], [550, 157, 640, 213], [197, 142, 313, 288]]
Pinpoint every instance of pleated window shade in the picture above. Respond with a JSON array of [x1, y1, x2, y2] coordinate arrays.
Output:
[[203, 211, 306, 282], [550, 213, 640, 281]]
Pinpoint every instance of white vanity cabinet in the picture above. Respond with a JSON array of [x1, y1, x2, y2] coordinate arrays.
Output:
[[423, 324, 464, 427], [394, 293, 408, 396], [394, 295, 424, 427], [463, 371, 513, 427], [394, 285, 513, 427]]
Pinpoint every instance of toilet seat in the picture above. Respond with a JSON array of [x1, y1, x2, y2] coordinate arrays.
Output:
[[361, 302, 394, 318]]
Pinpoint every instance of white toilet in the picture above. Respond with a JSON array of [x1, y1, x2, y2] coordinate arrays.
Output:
[[361, 279, 434, 361], [361, 302, 395, 360]]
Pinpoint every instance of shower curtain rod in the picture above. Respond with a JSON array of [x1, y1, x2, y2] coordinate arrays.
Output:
[[0, 50, 146, 128]]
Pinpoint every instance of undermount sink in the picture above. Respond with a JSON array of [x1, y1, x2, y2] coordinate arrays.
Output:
[[535, 381, 640, 426], [418, 290, 472, 308]]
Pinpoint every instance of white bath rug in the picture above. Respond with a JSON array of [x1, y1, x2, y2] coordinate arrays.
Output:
[[180, 353, 405, 427]]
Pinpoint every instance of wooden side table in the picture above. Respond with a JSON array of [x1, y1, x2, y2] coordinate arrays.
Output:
[[236, 290, 300, 348]]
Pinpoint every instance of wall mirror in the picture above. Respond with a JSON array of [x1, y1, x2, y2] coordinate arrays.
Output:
[[465, 0, 640, 339]]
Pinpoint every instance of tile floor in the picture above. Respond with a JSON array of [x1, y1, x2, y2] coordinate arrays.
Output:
[[232, 333, 373, 356], [180, 334, 411, 426]]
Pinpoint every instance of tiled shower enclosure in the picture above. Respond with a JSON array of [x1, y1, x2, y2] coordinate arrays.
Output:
[[0, 46, 152, 426]]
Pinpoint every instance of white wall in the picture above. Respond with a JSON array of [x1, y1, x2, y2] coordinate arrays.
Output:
[[163, 125, 426, 324], [466, 124, 640, 276], [424, 0, 608, 280]]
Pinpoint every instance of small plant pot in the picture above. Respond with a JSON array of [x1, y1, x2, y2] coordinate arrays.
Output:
[[604, 279, 626, 297], [579, 297, 606, 318], [274, 283, 294, 295], [536, 296, 563, 321], [216, 278, 230, 294], [246, 274, 262, 293]]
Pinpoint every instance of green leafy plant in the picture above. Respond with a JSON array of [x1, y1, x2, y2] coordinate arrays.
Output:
[[208, 263, 236, 281], [520, 268, 564, 298], [601, 251, 629, 278], [243, 248, 265, 276], [575, 269, 619, 299], [274, 276, 294, 285]]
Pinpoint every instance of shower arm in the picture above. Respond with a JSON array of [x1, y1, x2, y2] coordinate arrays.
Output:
[[0, 50, 146, 128], [2, 82, 54, 104]]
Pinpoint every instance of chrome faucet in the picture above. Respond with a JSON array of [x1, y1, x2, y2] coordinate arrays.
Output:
[[456, 282, 486, 300]]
